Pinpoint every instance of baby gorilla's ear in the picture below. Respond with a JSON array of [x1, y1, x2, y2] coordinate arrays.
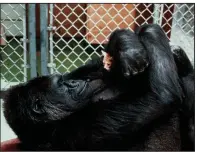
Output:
[[33, 98, 45, 114]]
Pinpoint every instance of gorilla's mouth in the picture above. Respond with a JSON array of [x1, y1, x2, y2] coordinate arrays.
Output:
[[87, 79, 107, 95], [73, 79, 107, 101]]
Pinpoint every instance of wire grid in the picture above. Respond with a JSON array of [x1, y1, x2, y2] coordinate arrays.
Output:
[[1, 4, 27, 89], [170, 4, 194, 63], [0, 4, 194, 89], [48, 4, 194, 74]]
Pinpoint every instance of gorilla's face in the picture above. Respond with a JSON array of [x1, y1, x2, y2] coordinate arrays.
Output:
[[3, 74, 105, 126]]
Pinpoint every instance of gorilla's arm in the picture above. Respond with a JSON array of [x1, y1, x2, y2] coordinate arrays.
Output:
[[63, 25, 183, 145], [65, 57, 104, 80], [171, 45, 194, 150], [109, 24, 184, 135], [171, 45, 194, 77]]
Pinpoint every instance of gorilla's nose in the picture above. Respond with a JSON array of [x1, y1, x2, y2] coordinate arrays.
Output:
[[50, 73, 62, 87]]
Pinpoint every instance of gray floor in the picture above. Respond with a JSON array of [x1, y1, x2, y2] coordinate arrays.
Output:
[[1, 100, 17, 142]]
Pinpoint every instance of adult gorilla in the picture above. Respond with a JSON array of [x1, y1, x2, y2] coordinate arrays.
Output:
[[3, 24, 194, 150], [3, 46, 193, 151]]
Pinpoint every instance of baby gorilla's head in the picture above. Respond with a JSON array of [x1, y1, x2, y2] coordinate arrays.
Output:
[[3, 74, 104, 137]]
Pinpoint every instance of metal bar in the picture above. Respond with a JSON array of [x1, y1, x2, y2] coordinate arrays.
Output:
[[28, 4, 37, 78], [159, 4, 164, 26], [49, 4, 54, 74], [0, 19, 23, 21], [40, 4, 49, 75], [153, 4, 160, 24], [23, 4, 27, 82]]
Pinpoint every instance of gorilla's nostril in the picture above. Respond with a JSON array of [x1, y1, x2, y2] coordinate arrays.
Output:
[[99, 97, 103, 101], [124, 72, 130, 78], [51, 74, 62, 87], [71, 80, 75, 84]]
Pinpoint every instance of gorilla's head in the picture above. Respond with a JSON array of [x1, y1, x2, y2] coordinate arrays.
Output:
[[3, 74, 105, 135]]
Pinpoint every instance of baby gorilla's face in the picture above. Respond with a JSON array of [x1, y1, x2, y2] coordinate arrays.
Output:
[[3, 74, 105, 126]]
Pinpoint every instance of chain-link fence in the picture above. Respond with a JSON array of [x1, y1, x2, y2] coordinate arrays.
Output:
[[0, 3, 194, 90], [1, 4, 27, 90], [48, 4, 194, 74]]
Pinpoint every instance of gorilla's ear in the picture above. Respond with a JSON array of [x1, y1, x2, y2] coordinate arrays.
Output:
[[33, 99, 45, 114]]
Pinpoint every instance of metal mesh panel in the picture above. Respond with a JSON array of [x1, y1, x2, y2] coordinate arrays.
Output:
[[1, 4, 27, 90], [48, 4, 194, 74], [170, 4, 194, 63], [0, 4, 194, 89]]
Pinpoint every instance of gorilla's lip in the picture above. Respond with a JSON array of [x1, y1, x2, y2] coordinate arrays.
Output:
[[87, 79, 107, 97], [78, 81, 87, 96]]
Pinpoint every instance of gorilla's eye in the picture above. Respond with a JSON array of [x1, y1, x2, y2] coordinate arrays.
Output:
[[70, 80, 75, 84], [57, 76, 64, 86], [63, 80, 79, 89]]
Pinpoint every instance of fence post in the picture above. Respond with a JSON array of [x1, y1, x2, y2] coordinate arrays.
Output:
[[153, 4, 160, 24], [48, 4, 55, 74], [22, 5, 28, 82], [28, 4, 37, 78], [40, 4, 49, 75]]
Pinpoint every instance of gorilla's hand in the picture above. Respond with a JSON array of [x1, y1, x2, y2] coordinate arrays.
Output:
[[170, 45, 193, 76], [118, 49, 149, 78], [104, 29, 149, 79]]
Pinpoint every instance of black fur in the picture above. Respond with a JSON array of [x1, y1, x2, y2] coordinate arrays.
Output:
[[105, 28, 149, 78], [3, 71, 183, 150], [64, 24, 192, 150], [2, 24, 193, 150], [68, 24, 184, 141], [171, 45, 195, 150]]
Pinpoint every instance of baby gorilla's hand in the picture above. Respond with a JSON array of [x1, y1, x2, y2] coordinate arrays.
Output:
[[102, 50, 149, 78], [102, 51, 113, 71]]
